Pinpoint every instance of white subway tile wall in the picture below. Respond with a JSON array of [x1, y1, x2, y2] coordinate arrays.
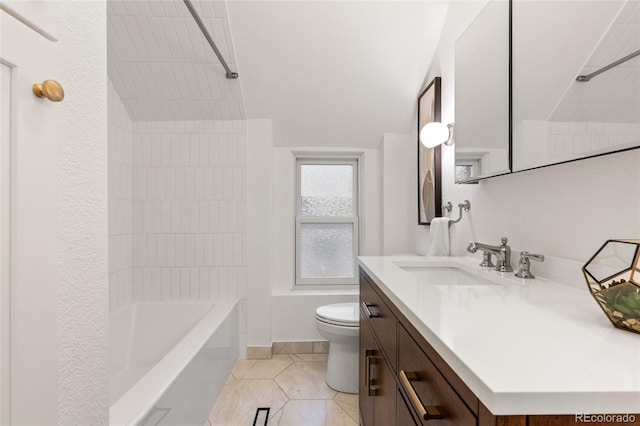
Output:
[[131, 119, 247, 305], [108, 80, 134, 311], [547, 121, 640, 162]]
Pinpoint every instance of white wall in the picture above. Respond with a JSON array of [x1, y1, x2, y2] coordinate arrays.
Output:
[[246, 119, 273, 348], [130, 120, 248, 314], [382, 133, 417, 255], [271, 142, 379, 341], [246, 120, 382, 345], [415, 1, 640, 265], [58, 1, 109, 423], [108, 80, 134, 312], [271, 145, 382, 293]]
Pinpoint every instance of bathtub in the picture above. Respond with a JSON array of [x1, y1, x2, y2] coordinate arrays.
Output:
[[109, 300, 239, 426]]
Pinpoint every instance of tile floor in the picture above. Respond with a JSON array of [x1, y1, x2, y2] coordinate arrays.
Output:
[[205, 354, 359, 426]]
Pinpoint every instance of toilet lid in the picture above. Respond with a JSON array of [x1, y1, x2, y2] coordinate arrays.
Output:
[[316, 303, 359, 327]]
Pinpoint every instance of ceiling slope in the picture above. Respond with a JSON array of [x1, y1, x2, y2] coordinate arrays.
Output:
[[227, 1, 449, 148], [108, 0, 245, 122]]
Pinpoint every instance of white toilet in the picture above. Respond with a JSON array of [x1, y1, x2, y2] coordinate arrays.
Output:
[[315, 302, 359, 394]]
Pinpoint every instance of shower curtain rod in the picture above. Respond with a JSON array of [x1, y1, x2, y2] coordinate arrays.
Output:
[[576, 49, 640, 82], [183, 0, 238, 79]]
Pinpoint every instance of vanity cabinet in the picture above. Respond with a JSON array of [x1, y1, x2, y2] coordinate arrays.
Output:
[[360, 280, 396, 426], [359, 268, 640, 426], [360, 270, 478, 426], [398, 325, 476, 425]]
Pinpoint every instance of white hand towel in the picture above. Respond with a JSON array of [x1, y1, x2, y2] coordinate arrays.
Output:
[[427, 218, 451, 256]]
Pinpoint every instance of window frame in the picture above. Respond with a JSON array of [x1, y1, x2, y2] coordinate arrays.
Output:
[[295, 156, 360, 286]]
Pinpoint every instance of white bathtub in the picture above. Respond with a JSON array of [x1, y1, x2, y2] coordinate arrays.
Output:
[[109, 300, 239, 426]]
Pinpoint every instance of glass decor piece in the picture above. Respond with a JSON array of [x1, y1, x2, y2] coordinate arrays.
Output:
[[583, 239, 640, 334], [300, 223, 354, 279], [300, 165, 353, 217]]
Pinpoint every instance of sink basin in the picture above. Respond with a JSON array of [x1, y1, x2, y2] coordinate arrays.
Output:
[[401, 266, 499, 286]]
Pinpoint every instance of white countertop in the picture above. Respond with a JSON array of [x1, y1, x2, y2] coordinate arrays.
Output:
[[358, 255, 640, 415]]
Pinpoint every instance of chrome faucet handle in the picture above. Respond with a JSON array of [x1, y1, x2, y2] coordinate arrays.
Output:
[[515, 251, 545, 279], [497, 237, 512, 273], [479, 251, 495, 268]]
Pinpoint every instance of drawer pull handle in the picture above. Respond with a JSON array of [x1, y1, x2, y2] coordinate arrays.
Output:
[[399, 370, 445, 421], [362, 301, 380, 318], [368, 385, 379, 396], [365, 350, 378, 396]]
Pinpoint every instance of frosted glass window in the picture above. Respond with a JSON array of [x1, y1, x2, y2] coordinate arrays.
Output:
[[300, 165, 353, 217], [295, 157, 359, 285], [300, 224, 354, 278]]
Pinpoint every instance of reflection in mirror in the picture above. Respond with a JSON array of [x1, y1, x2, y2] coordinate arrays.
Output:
[[512, 0, 640, 172], [455, 0, 510, 182]]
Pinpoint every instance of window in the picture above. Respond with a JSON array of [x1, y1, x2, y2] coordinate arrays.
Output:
[[295, 157, 360, 285]]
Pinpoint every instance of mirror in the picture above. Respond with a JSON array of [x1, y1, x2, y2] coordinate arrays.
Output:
[[454, 0, 510, 183], [455, 0, 639, 182], [512, 0, 639, 172]]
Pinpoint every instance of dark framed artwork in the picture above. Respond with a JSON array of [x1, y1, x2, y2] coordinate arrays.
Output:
[[417, 77, 442, 225]]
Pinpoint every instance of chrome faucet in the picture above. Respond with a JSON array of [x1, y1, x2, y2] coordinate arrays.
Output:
[[515, 251, 545, 279], [467, 237, 513, 273]]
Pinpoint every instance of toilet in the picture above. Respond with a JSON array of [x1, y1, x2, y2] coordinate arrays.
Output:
[[315, 302, 360, 394]]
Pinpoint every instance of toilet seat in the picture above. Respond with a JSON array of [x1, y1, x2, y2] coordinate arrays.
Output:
[[315, 303, 359, 328]]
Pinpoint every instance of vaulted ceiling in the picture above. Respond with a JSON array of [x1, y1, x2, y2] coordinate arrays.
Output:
[[107, 1, 244, 122], [226, 1, 449, 147], [108, 0, 449, 148]]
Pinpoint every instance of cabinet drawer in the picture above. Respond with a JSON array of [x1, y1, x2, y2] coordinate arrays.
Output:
[[398, 389, 419, 426], [360, 273, 397, 369], [398, 325, 475, 426]]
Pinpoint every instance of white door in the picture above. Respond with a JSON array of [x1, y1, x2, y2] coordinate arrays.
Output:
[[0, 60, 11, 426], [0, 9, 60, 425]]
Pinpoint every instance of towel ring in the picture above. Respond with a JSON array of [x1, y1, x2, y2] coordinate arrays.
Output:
[[447, 200, 470, 225], [441, 202, 452, 216]]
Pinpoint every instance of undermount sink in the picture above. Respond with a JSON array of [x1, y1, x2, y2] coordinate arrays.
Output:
[[400, 266, 500, 286]]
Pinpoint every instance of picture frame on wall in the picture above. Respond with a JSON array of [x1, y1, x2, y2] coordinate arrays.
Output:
[[417, 77, 443, 225]]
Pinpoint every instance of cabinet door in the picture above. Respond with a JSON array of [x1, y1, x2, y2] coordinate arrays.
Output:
[[361, 273, 397, 369], [360, 306, 397, 426], [372, 351, 395, 426], [360, 306, 375, 426]]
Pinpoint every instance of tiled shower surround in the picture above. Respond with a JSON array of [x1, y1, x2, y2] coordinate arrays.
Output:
[[132, 119, 247, 304], [108, 82, 248, 314], [108, 80, 134, 311], [546, 121, 640, 162]]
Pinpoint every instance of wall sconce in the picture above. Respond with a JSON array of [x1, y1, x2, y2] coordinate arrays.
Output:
[[419, 122, 455, 148]]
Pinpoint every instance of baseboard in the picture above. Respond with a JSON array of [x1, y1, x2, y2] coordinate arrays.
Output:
[[273, 341, 329, 355], [246, 341, 329, 359], [246, 346, 272, 360]]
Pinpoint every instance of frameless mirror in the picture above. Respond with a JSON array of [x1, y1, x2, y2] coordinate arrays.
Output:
[[512, 0, 639, 172], [454, 0, 510, 183]]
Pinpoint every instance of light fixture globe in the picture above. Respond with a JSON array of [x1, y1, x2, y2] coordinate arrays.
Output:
[[582, 239, 640, 334], [419, 122, 454, 148]]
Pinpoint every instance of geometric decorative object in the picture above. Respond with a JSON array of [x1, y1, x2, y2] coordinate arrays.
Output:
[[582, 239, 640, 334]]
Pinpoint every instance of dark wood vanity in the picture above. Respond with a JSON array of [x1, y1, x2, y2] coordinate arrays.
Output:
[[359, 269, 640, 426]]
